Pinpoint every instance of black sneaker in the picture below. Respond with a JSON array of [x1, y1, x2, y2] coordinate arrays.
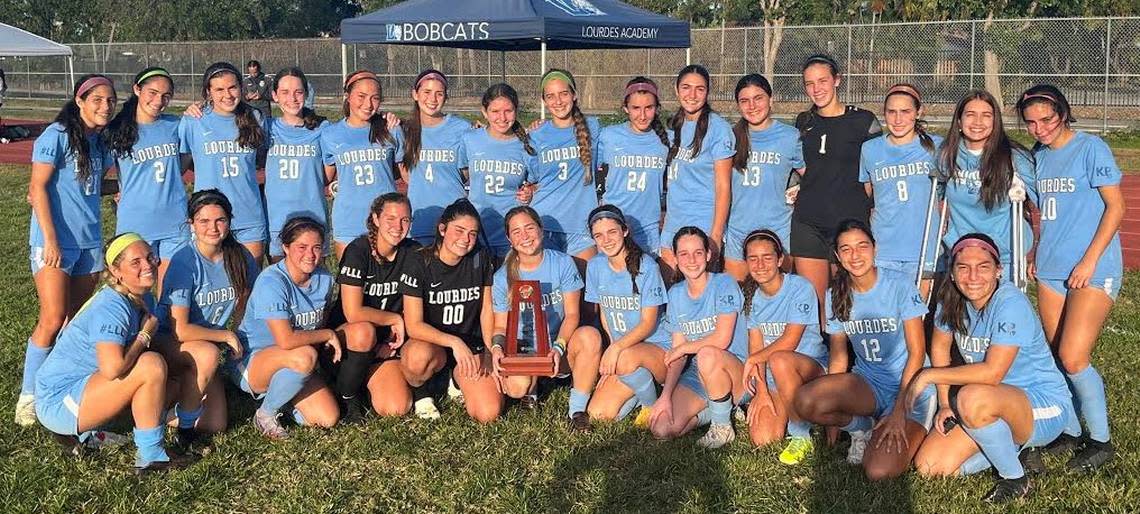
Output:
[[1067, 439, 1115, 473], [172, 427, 212, 456], [135, 453, 200, 476], [1019, 447, 1046, 476], [519, 394, 539, 411], [569, 411, 592, 433], [339, 396, 367, 425], [1044, 433, 1081, 456], [53, 433, 85, 458], [982, 475, 1029, 503]]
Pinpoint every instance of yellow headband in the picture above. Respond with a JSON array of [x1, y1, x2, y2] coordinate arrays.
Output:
[[106, 232, 144, 268]]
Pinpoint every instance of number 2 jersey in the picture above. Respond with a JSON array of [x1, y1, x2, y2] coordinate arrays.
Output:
[[113, 114, 188, 243], [401, 248, 495, 351]]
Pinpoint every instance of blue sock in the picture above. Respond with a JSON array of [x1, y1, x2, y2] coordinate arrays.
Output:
[[568, 388, 591, 418], [259, 368, 307, 416], [841, 415, 872, 434], [618, 367, 658, 406], [616, 396, 639, 421], [20, 339, 50, 395], [292, 408, 307, 426], [708, 396, 732, 426], [957, 451, 993, 476], [133, 426, 170, 467], [1068, 366, 1110, 443], [175, 403, 204, 430], [695, 408, 711, 427], [963, 419, 1023, 479], [787, 419, 811, 438]]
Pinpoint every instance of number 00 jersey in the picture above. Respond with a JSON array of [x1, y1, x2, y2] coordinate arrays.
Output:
[[401, 248, 495, 351]]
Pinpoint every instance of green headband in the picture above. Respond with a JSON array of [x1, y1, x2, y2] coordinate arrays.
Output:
[[136, 68, 171, 86], [541, 71, 576, 94]]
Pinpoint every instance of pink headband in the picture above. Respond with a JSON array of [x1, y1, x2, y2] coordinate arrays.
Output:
[[625, 82, 658, 99], [415, 72, 448, 91], [76, 77, 113, 98], [344, 71, 379, 92], [951, 237, 1000, 262], [1021, 92, 1057, 103], [886, 84, 921, 103]]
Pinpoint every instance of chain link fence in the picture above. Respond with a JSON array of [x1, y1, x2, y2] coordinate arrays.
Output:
[[4, 17, 1139, 131]]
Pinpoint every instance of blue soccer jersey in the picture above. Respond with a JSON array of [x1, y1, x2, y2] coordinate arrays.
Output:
[[179, 109, 267, 233], [825, 271, 928, 389], [942, 144, 1037, 269], [664, 272, 749, 359], [462, 129, 537, 252], [35, 287, 152, 399], [728, 120, 804, 250], [492, 248, 583, 347], [237, 260, 333, 354], [407, 115, 472, 240], [529, 117, 602, 236], [585, 253, 670, 347], [321, 120, 405, 242], [859, 134, 943, 265], [1032, 131, 1123, 282], [747, 273, 826, 364], [266, 118, 329, 248], [114, 114, 187, 241], [598, 122, 669, 250], [159, 243, 260, 331], [29, 123, 114, 249], [662, 113, 736, 241]]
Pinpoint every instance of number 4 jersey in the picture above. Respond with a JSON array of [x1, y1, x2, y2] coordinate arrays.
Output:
[[401, 247, 495, 351]]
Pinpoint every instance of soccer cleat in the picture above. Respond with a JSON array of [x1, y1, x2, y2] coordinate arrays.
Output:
[[447, 378, 464, 404], [414, 397, 441, 420], [171, 428, 212, 456], [733, 405, 747, 424], [53, 434, 85, 458], [779, 437, 814, 465], [519, 394, 539, 411], [1044, 432, 1081, 456], [1067, 439, 1115, 473], [339, 396, 368, 425], [569, 411, 592, 432], [632, 406, 652, 429], [982, 475, 1030, 503], [846, 430, 872, 465], [697, 423, 735, 449], [1019, 447, 1045, 476], [134, 453, 200, 476], [253, 410, 289, 440], [14, 394, 36, 426], [80, 430, 129, 450]]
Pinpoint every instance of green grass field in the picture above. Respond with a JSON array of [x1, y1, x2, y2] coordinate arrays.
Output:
[[0, 162, 1138, 513]]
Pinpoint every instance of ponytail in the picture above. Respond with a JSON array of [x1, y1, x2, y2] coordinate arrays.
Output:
[[510, 121, 537, 156], [569, 104, 593, 184], [732, 117, 750, 172]]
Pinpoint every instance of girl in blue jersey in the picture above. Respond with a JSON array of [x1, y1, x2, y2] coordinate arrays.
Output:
[[530, 69, 601, 263], [105, 67, 187, 292], [232, 217, 370, 438], [1016, 85, 1124, 472], [909, 233, 1075, 503], [265, 68, 330, 261], [155, 190, 258, 451], [582, 205, 669, 424], [938, 89, 1037, 276], [180, 62, 268, 263], [402, 69, 472, 245], [725, 74, 804, 281], [462, 84, 538, 258], [490, 207, 601, 431], [794, 219, 934, 480], [322, 70, 405, 259], [739, 230, 827, 465], [18, 74, 117, 426], [649, 226, 749, 449], [660, 65, 735, 269], [859, 84, 943, 296], [597, 77, 670, 253], [36, 233, 196, 473]]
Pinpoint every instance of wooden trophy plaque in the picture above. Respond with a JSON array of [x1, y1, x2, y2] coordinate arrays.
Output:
[[501, 280, 555, 377]]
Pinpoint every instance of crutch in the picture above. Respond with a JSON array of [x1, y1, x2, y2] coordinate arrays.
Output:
[[916, 168, 948, 304], [1011, 198, 1028, 292]]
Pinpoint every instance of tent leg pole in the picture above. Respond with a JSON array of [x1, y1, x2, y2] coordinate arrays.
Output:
[[341, 44, 348, 89], [540, 40, 547, 120], [68, 57, 74, 93], [686, 47, 691, 66]]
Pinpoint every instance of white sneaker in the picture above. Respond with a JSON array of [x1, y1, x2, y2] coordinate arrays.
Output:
[[447, 378, 464, 404], [847, 429, 872, 465], [253, 409, 289, 440], [14, 394, 36, 426], [697, 423, 736, 449], [414, 397, 441, 420], [733, 405, 746, 424], [80, 430, 129, 449]]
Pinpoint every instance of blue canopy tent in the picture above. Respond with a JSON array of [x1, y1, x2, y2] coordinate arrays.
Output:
[[339, 0, 690, 114]]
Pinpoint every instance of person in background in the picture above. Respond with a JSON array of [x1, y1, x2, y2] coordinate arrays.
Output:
[[243, 60, 271, 119]]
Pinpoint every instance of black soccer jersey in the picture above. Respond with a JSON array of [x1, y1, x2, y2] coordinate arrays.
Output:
[[401, 247, 494, 351], [793, 105, 881, 227], [337, 236, 422, 313]]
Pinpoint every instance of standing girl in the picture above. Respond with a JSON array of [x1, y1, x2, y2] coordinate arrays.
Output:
[[462, 84, 538, 258], [1017, 85, 1124, 471], [180, 62, 268, 262], [18, 74, 117, 426], [725, 74, 804, 281], [660, 65, 735, 268], [322, 70, 404, 259], [649, 227, 749, 449], [597, 77, 670, 253], [402, 69, 472, 245], [106, 67, 187, 292]]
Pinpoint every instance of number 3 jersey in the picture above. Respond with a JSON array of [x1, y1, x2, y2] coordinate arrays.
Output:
[[113, 113, 188, 242], [336, 236, 422, 315], [401, 248, 495, 351]]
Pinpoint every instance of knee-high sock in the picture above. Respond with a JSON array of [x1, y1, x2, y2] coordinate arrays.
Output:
[[568, 388, 591, 417], [20, 339, 50, 395], [841, 415, 872, 434], [175, 403, 204, 430], [133, 426, 170, 467], [708, 394, 733, 426], [260, 368, 307, 416], [1068, 365, 1110, 443], [334, 350, 372, 400], [787, 419, 811, 438], [957, 450, 993, 475], [618, 367, 658, 407], [616, 396, 639, 421], [963, 419, 1023, 480]]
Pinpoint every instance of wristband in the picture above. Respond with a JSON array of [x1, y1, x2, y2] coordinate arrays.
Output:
[[552, 338, 567, 356], [491, 334, 506, 351], [136, 331, 152, 348]]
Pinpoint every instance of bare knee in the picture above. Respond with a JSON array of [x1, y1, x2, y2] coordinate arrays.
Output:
[[343, 322, 376, 352], [749, 423, 781, 447], [1058, 348, 1090, 375], [864, 460, 904, 482], [305, 407, 340, 428], [956, 384, 994, 429], [185, 343, 221, 376], [768, 351, 796, 377], [793, 388, 825, 422], [134, 351, 169, 383], [914, 449, 959, 477], [287, 346, 318, 374], [403, 344, 443, 382], [570, 327, 602, 359], [501, 378, 532, 399], [467, 400, 502, 425], [373, 396, 410, 417], [650, 422, 676, 440], [695, 345, 727, 371]]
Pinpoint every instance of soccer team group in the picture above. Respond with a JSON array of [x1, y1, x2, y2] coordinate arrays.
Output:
[[12, 52, 1124, 503]]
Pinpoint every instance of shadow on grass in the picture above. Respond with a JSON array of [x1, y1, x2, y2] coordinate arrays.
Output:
[[809, 438, 917, 513]]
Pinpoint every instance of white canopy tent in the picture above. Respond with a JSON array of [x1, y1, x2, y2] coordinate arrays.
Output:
[[0, 22, 75, 88]]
